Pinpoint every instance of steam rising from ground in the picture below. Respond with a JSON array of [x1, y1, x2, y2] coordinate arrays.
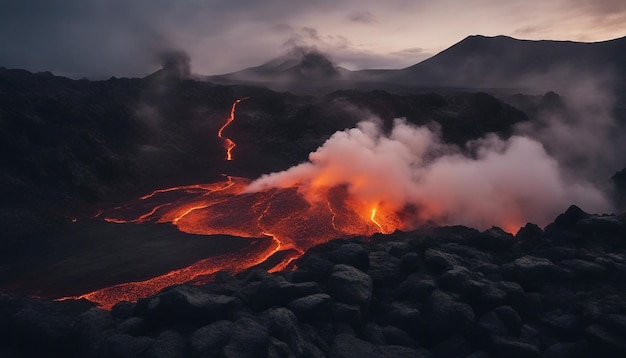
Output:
[[515, 75, 626, 189], [247, 118, 611, 231]]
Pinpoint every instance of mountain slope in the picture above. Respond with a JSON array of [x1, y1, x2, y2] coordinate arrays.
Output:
[[211, 49, 351, 84], [382, 35, 626, 87]]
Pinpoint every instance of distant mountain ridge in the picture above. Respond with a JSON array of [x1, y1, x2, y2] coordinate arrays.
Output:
[[210, 35, 626, 92], [382, 34, 626, 87], [211, 48, 351, 84]]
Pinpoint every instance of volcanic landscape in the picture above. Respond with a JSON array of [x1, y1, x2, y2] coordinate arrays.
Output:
[[1, 34, 626, 357]]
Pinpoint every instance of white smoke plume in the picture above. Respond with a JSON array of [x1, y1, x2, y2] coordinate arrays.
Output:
[[247, 118, 611, 231], [514, 74, 626, 189]]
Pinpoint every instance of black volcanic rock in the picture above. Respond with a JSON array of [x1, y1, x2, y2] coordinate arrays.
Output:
[[426, 290, 475, 340], [470, 227, 516, 250], [327, 264, 373, 306], [288, 293, 332, 322], [223, 317, 270, 358], [236, 273, 322, 311], [1, 207, 626, 357], [328, 243, 370, 271], [135, 285, 238, 325], [189, 320, 234, 356], [550, 205, 591, 229]]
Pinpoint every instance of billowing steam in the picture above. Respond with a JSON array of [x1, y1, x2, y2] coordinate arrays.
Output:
[[247, 118, 611, 232]]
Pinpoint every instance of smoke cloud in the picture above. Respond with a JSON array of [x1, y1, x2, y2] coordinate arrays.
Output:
[[157, 49, 191, 79], [514, 74, 626, 190], [247, 118, 611, 232]]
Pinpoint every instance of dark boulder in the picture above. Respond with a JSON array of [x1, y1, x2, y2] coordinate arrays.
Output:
[[262, 307, 325, 357], [288, 293, 332, 322], [438, 243, 496, 270], [98, 334, 154, 358], [492, 336, 541, 358], [431, 335, 472, 358], [332, 303, 362, 325], [329, 334, 380, 358], [559, 258, 606, 279], [329, 243, 370, 271], [476, 310, 509, 345], [437, 265, 484, 297], [395, 273, 436, 301], [477, 283, 508, 311], [381, 301, 422, 333], [470, 227, 516, 250], [494, 306, 523, 336], [543, 341, 589, 358], [423, 249, 461, 272], [111, 301, 134, 320], [143, 330, 186, 358], [425, 290, 475, 340], [327, 264, 373, 306], [382, 325, 418, 347], [237, 275, 321, 311], [585, 323, 626, 356], [71, 307, 116, 356], [329, 334, 430, 358], [223, 318, 270, 358], [140, 285, 238, 325], [551, 205, 591, 228], [504, 256, 570, 284], [399, 252, 421, 274], [117, 317, 146, 336], [516, 223, 544, 248], [189, 320, 234, 357], [540, 310, 582, 338], [290, 255, 335, 283]]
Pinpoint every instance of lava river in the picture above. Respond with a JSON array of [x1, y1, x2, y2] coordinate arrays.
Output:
[[69, 175, 403, 308]]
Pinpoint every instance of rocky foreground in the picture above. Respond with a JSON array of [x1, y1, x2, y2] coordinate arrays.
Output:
[[1, 205, 625, 358]]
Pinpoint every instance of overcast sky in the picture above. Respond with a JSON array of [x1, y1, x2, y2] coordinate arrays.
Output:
[[1, 0, 625, 78]]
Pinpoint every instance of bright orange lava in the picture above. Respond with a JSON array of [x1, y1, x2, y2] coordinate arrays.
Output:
[[65, 176, 406, 309], [217, 97, 248, 161], [370, 208, 384, 233]]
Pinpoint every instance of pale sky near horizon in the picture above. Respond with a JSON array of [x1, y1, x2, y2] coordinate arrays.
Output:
[[1, 0, 625, 78]]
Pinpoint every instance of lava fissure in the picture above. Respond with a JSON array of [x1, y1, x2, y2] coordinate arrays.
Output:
[[326, 199, 340, 232], [217, 97, 248, 161], [370, 207, 384, 233]]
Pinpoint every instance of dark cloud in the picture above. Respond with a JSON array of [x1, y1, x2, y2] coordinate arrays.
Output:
[[347, 11, 377, 24]]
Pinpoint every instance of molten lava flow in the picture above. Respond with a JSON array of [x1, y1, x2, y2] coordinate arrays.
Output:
[[217, 97, 248, 161], [68, 177, 406, 308], [370, 208, 384, 233], [65, 235, 281, 309]]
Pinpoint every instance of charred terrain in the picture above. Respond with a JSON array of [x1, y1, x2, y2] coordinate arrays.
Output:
[[1, 35, 626, 357]]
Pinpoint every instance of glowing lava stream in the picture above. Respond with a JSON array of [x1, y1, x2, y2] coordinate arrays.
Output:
[[370, 208, 384, 233], [217, 97, 248, 161], [65, 178, 403, 309], [64, 234, 283, 310]]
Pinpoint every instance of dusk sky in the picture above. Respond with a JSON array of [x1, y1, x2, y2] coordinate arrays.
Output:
[[1, 0, 625, 78]]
